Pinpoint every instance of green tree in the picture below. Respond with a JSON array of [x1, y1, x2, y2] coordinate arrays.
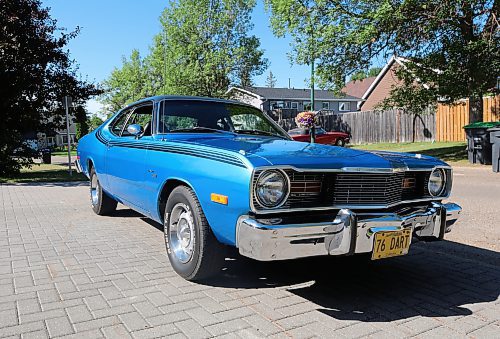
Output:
[[0, 0, 101, 175], [351, 67, 382, 81], [265, 71, 277, 87], [88, 115, 104, 131], [100, 49, 151, 115], [266, 0, 499, 122], [147, 0, 268, 98], [75, 119, 89, 141]]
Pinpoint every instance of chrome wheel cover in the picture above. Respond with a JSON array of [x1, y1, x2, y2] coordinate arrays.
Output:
[[168, 203, 195, 263], [90, 173, 99, 206]]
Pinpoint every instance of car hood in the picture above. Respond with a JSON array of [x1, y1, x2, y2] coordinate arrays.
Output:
[[171, 135, 447, 170]]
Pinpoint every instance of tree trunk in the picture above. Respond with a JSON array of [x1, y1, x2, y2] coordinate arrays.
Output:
[[468, 95, 484, 123]]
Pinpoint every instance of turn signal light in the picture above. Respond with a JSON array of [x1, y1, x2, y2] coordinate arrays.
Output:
[[211, 193, 228, 205]]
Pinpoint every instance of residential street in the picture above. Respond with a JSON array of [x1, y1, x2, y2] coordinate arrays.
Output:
[[0, 168, 498, 338]]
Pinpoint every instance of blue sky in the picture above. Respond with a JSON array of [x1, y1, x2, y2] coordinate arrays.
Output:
[[42, 0, 314, 113]]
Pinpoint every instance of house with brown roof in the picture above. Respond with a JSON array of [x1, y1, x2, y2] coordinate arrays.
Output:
[[341, 76, 376, 108], [342, 56, 407, 111]]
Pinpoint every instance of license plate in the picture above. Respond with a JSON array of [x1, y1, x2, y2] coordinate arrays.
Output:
[[372, 228, 412, 260]]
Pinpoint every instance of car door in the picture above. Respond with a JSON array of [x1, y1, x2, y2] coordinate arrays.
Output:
[[106, 102, 154, 215]]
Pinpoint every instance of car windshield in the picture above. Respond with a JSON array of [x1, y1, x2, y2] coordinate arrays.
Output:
[[159, 100, 289, 139]]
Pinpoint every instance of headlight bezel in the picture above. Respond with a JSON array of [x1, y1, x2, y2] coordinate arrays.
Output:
[[254, 169, 290, 209], [428, 168, 447, 197]]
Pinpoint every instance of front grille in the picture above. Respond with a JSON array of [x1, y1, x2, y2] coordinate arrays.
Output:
[[252, 169, 435, 211], [332, 172, 404, 206]]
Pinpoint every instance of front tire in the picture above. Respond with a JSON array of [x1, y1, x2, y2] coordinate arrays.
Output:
[[164, 186, 224, 281], [90, 168, 117, 215], [335, 138, 345, 147]]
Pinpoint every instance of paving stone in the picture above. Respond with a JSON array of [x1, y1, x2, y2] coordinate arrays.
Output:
[[84, 295, 109, 311], [45, 316, 74, 337], [73, 316, 121, 332], [185, 307, 221, 327], [468, 323, 500, 338], [335, 322, 380, 338], [58, 329, 103, 339], [92, 304, 135, 319], [132, 300, 163, 318], [19, 308, 66, 324], [101, 324, 132, 339], [21, 329, 50, 339], [174, 318, 212, 338], [0, 308, 19, 327], [131, 324, 179, 338], [66, 304, 93, 323], [205, 319, 250, 336], [0, 321, 46, 337], [118, 312, 150, 332], [147, 311, 190, 327], [243, 314, 284, 336], [17, 298, 41, 315]]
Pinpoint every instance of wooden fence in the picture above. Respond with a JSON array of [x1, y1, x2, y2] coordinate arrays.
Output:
[[436, 96, 500, 142], [279, 109, 436, 145]]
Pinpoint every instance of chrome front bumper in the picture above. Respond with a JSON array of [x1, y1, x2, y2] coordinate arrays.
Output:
[[236, 202, 462, 261]]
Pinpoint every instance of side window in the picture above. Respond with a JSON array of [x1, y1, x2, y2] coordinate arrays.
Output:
[[122, 104, 154, 137], [110, 110, 131, 136]]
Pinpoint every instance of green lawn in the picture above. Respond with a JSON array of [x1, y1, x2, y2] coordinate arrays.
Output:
[[351, 141, 469, 165], [0, 163, 87, 183]]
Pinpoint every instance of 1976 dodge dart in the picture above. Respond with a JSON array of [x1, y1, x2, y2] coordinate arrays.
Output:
[[76, 96, 462, 281]]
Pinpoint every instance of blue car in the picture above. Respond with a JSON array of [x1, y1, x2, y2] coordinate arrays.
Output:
[[76, 96, 462, 281]]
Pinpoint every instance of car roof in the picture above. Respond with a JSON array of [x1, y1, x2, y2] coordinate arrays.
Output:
[[124, 95, 252, 109]]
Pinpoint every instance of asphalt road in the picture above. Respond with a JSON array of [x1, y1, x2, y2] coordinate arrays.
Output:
[[445, 166, 500, 253]]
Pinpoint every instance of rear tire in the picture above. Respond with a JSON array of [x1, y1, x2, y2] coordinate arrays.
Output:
[[90, 167, 117, 215], [164, 186, 225, 281], [335, 138, 345, 147]]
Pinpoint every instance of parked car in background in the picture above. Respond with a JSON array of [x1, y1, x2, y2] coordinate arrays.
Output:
[[76, 95, 462, 281], [288, 127, 350, 146]]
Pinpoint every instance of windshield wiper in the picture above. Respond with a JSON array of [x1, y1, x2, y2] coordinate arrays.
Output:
[[235, 129, 288, 139], [170, 127, 236, 135]]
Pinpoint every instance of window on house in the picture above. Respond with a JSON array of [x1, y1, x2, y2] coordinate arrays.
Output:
[[322, 102, 330, 110], [303, 101, 312, 111], [291, 102, 298, 109], [339, 102, 350, 111], [61, 135, 75, 144]]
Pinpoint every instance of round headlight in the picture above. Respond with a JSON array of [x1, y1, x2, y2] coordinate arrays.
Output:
[[428, 169, 446, 196], [255, 170, 289, 208]]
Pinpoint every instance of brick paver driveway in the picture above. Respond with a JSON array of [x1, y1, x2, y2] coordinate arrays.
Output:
[[1, 167, 499, 338]]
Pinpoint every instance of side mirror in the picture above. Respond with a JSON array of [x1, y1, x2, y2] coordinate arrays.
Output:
[[127, 124, 143, 138]]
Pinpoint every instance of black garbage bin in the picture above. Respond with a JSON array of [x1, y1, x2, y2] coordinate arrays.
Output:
[[463, 122, 500, 165], [41, 149, 51, 164], [488, 127, 500, 172]]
